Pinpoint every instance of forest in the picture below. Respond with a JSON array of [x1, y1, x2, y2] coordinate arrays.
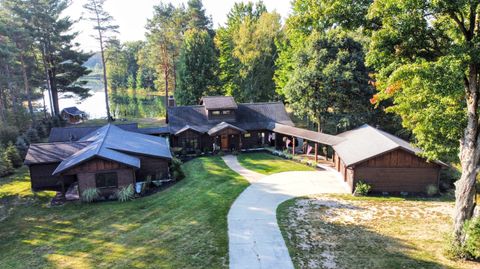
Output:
[[1, 0, 480, 256]]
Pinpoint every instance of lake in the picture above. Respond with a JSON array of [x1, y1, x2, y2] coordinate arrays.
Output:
[[38, 88, 166, 120]]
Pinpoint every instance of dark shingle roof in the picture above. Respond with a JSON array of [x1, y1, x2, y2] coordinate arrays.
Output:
[[207, 122, 246, 136], [268, 123, 345, 146], [174, 125, 205, 135], [137, 126, 170, 135], [53, 124, 172, 175], [61, 106, 85, 116], [200, 96, 238, 110], [167, 101, 294, 134], [48, 123, 139, 142], [333, 124, 445, 167], [24, 141, 92, 165]]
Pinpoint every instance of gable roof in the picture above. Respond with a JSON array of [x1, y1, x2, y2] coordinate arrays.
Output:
[[52, 124, 172, 175], [48, 123, 139, 142], [61, 106, 85, 116], [200, 96, 238, 110], [333, 124, 439, 167], [207, 122, 246, 136], [167, 101, 294, 134], [174, 125, 205, 135], [24, 141, 92, 165], [269, 123, 345, 146]]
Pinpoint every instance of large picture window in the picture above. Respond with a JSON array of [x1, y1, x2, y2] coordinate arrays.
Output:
[[179, 132, 199, 152], [95, 172, 118, 188]]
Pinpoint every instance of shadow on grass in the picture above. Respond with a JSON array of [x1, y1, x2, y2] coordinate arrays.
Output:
[[278, 198, 456, 269]]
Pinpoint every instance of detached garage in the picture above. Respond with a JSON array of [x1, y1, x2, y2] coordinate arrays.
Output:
[[333, 124, 445, 193]]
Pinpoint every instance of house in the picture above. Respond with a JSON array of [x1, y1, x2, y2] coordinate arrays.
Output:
[[61, 107, 87, 124], [25, 124, 172, 198], [168, 96, 444, 194], [333, 124, 445, 193]]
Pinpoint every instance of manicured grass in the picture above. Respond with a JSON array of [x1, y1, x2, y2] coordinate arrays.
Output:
[[237, 152, 315, 175], [278, 195, 478, 269], [0, 157, 248, 268]]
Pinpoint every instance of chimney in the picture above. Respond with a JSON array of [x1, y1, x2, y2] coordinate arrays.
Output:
[[168, 95, 176, 107]]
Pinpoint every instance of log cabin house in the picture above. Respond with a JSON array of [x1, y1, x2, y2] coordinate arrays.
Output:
[[25, 124, 172, 198], [167, 96, 445, 194]]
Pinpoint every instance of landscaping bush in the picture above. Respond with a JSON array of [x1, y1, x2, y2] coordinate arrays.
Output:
[[0, 125, 19, 146], [0, 152, 14, 177], [463, 217, 480, 259], [354, 181, 372, 196], [4, 142, 22, 168], [170, 157, 185, 180], [25, 128, 40, 143], [426, 184, 438, 196], [116, 184, 134, 202], [15, 136, 28, 158], [35, 123, 47, 138], [81, 188, 100, 203]]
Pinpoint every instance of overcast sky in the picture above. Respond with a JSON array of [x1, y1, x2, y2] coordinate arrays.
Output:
[[65, 0, 292, 52]]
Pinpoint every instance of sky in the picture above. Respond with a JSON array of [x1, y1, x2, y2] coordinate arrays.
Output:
[[65, 0, 293, 52]]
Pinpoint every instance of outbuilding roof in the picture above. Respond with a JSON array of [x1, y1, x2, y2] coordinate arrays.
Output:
[[61, 106, 85, 116], [200, 96, 238, 110], [52, 124, 172, 175], [333, 124, 440, 167], [268, 123, 345, 146], [24, 141, 92, 165]]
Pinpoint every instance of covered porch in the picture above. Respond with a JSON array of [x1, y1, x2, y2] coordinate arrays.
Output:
[[209, 122, 247, 151], [269, 123, 345, 165]]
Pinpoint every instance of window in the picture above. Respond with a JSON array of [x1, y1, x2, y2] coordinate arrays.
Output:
[[179, 132, 199, 152], [244, 133, 251, 138], [222, 110, 231, 115], [212, 110, 221, 115], [95, 172, 118, 188]]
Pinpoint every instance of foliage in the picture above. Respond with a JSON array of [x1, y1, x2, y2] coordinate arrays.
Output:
[[0, 125, 19, 146], [426, 184, 438, 197], [170, 157, 185, 180], [0, 151, 14, 177], [216, 2, 280, 103], [175, 29, 219, 105], [81, 188, 100, 203], [4, 142, 22, 168], [282, 29, 375, 132], [25, 128, 39, 144], [463, 217, 480, 260], [354, 181, 371, 196], [14, 136, 28, 158], [116, 184, 134, 202]]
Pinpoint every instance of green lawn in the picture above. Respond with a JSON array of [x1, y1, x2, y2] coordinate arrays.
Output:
[[278, 195, 478, 269], [237, 152, 315, 175], [0, 157, 248, 268]]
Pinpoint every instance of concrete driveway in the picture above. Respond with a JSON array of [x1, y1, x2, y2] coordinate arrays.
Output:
[[223, 155, 348, 269]]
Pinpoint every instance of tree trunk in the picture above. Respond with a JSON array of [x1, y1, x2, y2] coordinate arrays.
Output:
[[100, 44, 112, 122], [4, 65, 20, 126], [40, 45, 54, 117], [0, 86, 5, 123], [317, 115, 322, 133], [454, 64, 480, 244], [19, 52, 35, 124], [48, 67, 60, 116]]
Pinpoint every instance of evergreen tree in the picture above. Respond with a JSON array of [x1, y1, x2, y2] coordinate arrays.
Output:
[[5, 142, 22, 168], [176, 29, 219, 105], [186, 0, 213, 35]]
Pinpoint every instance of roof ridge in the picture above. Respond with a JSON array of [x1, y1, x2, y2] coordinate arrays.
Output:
[[239, 101, 284, 105], [30, 141, 92, 146]]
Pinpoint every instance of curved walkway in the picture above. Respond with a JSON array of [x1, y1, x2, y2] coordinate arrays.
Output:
[[223, 155, 348, 269]]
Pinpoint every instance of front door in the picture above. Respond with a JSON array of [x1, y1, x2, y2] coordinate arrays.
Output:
[[221, 135, 229, 150]]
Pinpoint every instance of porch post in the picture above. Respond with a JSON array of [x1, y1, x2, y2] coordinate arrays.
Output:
[[314, 143, 318, 163], [292, 136, 295, 156], [239, 134, 242, 150]]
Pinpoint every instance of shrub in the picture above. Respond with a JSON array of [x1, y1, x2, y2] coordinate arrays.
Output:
[[25, 128, 40, 143], [354, 181, 372, 196], [116, 184, 134, 202], [4, 142, 22, 168], [463, 217, 480, 259], [15, 136, 28, 158], [232, 150, 240, 155], [0, 152, 13, 177], [0, 125, 19, 146], [217, 151, 225, 156], [170, 157, 185, 180], [35, 124, 47, 138], [81, 188, 100, 203], [426, 184, 438, 196]]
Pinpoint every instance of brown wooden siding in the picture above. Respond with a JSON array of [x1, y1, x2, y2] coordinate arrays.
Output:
[[134, 155, 169, 181], [30, 163, 75, 191], [339, 148, 441, 193], [63, 158, 128, 175], [77, 168, 135, 197]]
